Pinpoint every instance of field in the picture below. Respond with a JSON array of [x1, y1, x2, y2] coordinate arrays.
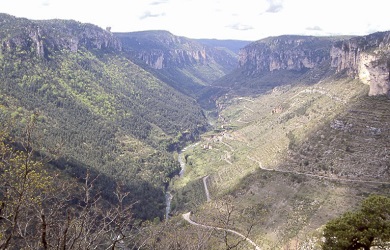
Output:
[[170, 76, 390, 248]]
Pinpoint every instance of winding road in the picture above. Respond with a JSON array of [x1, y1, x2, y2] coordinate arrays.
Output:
[[247, 156, 390, 185], [203, 175, 211, 202], [177, 110, 390, 248], [182, 212, 261, 250], [183, 175, 260, 249]]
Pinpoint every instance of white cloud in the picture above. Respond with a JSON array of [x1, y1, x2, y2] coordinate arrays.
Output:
[[0, 0, 389, 40], [265, 0, 284, 13], [306, 26, 322, 31], [139, 11, 166, 20], [150, 0, 169, 5], [227, 23, 254, 31]]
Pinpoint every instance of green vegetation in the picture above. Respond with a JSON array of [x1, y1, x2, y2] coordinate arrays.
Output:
[[1, 12, 390, 250], [0, 122, 216, 250], [115, 30, 238, 103], [0, 14, 208, 220], [0, 121, 135, 249], [322, 195, 390, 250], [170, 74, 390, 248]]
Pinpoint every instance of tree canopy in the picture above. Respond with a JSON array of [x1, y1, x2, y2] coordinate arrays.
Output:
[[322, 195, 390, 250]]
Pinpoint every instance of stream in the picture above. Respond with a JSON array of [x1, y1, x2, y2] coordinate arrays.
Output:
[[165, 142, 199, 220]]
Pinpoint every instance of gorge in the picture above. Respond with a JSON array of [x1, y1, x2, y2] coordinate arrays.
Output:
[[0, 13, 390, 249]]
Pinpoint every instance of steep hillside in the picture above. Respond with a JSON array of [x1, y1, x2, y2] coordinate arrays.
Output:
[[2, 12, 390, 249], [115, 30, 238, 98], [171, 75, 390, 249], [170, 32, 390, 249], [0, 13, 208, 220], [238, 35, 332, 73], [215, 32, 390, 98], [195, 38, 252, 54], [214, 35, 345, 94], [331, 31, 390, 96]]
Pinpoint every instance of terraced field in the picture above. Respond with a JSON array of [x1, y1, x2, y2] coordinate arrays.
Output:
[[171, 76, 390, 249], [283, 95, 390, 182]]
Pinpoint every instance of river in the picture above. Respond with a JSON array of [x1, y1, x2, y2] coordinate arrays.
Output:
[[165, 142, 199, 220]]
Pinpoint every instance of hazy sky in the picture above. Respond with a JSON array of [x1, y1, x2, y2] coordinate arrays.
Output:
[[1, 0, 389, 41]]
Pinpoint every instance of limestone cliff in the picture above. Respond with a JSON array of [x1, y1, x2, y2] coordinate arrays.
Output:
[[0, 13, 121, 58], [116, 30, 236, 71], [238, 35, 332, 75], [129, 47, 207, 70], [330, 31, 390, 96]]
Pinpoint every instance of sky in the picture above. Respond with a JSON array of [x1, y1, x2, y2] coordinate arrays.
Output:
[[1, 0, 389, 41]]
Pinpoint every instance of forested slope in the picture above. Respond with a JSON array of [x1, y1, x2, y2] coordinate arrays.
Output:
[[116, 30, 238, 104], [0, 13, 208, 219]]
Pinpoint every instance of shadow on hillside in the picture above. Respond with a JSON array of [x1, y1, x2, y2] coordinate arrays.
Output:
[[211, 61, 336, 97], [50, 156, 166, 221]]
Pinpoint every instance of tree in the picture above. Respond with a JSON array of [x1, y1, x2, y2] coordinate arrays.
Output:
[[0, 118, 52, 249], [322, 195, 390, 250], [0, 118, 136, 249]]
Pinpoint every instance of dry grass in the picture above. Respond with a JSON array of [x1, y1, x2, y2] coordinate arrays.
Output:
[[171, 76, 390, 248]]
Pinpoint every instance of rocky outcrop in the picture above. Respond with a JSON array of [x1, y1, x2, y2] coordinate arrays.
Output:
[[116, 31, 236, 71], [235, 33, 390, 97], [40, 21, 122, 56], [0, 14, 121, 58], [330, 32, 390, 96], [238, 35, 332, 75], [132, 47, 208, 69]]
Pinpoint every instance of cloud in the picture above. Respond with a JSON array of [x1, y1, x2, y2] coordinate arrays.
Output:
[[227, 23, 254, 31], [150, 0, 169, 5], [266, 0, 283, 13], [306, 26, 322, 31], [41, 0, 50, 6], [139, 11, 166, 20]]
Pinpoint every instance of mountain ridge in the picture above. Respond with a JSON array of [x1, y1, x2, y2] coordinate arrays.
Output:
[[163, 28, 390, 249], [213, 33, 390, 98], [0, 13, 212, 220], [330, 31, 390, 96], [0, 13, 122, 58], [1, 12, 390, 249], [115, 30, 239, 101]]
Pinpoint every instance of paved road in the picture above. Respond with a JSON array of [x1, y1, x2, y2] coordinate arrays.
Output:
[[182, 212, 261, 250]]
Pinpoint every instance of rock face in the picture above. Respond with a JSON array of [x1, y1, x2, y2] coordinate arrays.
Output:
[[0, 14, 121, 58], [116, 30, 237, 71], [238, 35, 333, 75], [235, 33, 390, 97], [131, 47, 207, 70], [330, 31, 390, 96]]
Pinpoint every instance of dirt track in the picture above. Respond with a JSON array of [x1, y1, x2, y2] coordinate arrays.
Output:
[[182, 212, 261, 250]]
